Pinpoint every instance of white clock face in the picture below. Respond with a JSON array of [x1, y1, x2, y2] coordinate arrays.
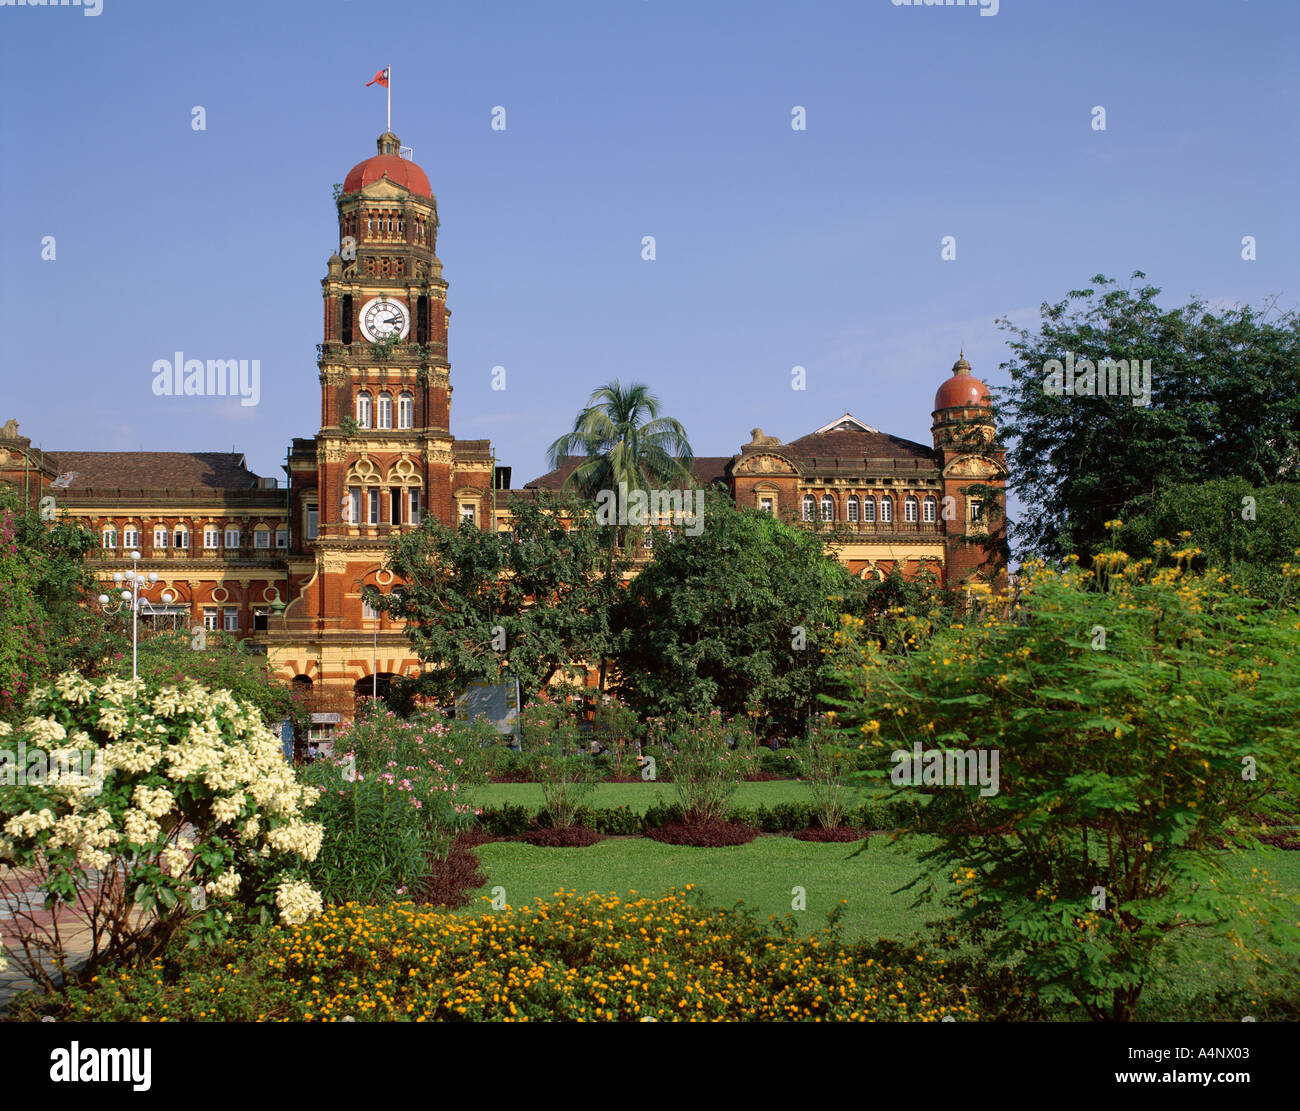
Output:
[[359, 297, 410, 342]]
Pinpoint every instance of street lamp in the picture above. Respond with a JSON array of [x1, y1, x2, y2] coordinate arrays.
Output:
[[96, 550, 174, 681]]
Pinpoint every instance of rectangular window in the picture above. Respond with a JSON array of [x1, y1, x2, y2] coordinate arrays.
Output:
[[390, 486, 402, 525], [204, 527, 219, 549], [460, 503, 475, 525], [153, 527, 168, 549], [203, 608, 218, 631], [362, 597, 378, 621], [759, 497, 773, 515], [275, 527, 288, 549], [409, 489, 421, 526], [123, 527, 139, 549], [253, 609, 268, 632], [306, 506, 318, 540], [174, 529, 188, 549], [349, 488, 362, 526], [368, 489, 379, 525], [102, 530, 116, 549], [225, 528, 240, 548], [223, 608, 239, 632], [254, 530, 270, 549], [970, 500, 983, 522]]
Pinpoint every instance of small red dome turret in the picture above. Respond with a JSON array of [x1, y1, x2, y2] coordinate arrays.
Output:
[[342, 132, 432, 198], [934, 353, 991, 411]]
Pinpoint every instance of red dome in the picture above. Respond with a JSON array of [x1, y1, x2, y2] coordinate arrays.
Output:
[[934, 355, 991, 411], [342, 153, 432, 198]]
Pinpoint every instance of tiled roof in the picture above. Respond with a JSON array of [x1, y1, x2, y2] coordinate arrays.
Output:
[[42, 452, 264, 491], [776, 428, 937, 466]]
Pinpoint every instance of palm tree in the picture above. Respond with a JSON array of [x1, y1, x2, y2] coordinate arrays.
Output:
[[547, 380, 694, 695], [547, 380, 695, 537]]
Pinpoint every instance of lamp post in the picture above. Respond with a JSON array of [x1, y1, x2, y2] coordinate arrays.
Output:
[[96, 550, 174, 682]]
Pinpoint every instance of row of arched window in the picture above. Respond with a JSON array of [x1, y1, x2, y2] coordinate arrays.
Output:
[[101, 523, 287, 550], [356, 391, 414, 430], [341, 210, 431, 247], [801, 493, 937, 524]]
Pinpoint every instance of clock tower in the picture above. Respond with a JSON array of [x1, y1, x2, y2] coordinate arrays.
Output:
[[273, 131, 495, 710]]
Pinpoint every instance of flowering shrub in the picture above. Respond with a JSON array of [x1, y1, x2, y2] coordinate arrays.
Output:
[[294, 706, 489, 905], [517, 695, 596, 829], [35, 890, 976, 1022], [326, 705, 486, 830], [664, 710, 750, 824], [828, 542, 1300, 1021], [798, 713, 855, 829], [0, 671, 324, 992]]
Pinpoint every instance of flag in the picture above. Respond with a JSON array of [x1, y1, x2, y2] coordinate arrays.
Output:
[[366, 68, 389, 88]]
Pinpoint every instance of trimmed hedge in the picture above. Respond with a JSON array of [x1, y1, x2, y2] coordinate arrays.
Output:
[[474, 796, 926, 838]]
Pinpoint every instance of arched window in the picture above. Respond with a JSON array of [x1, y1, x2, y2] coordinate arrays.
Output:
[[904, 496, 919, 523], [356, 392, 372, 428], [847, 496, 859, 522], [923, 496, 937, 523], [377, 392, 393, 429], [862, 498, 876, 523], [802, 495, 815, 521], [102, 527, 117, 549], [398, 392, 413, 429], [880, 497, 893, 523], [820, 495, 834, 521]]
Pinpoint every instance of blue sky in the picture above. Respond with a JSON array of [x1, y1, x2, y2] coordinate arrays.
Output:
[[2, 0, 1296, 499]]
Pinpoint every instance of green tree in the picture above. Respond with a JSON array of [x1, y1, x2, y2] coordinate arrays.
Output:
[[1115, 478, 1300, 599], [547, 380, 695, 539], [995, 273, 1300, 561], [610, 491, 866, 729], [829, 538, 1300, 1021], [0, 489, 124, 719], [367, 494, 627, 705]]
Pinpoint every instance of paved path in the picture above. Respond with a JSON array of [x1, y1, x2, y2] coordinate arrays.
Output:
[[0, 865, 97, 1015]]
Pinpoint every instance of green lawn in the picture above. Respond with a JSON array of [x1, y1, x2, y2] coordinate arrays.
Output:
[[476, 779, 855, 812], [463, 832, 935, 941], [459, 835, 1300, 1020]]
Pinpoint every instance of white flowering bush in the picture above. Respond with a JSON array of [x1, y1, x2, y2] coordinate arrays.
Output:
[[0, 671, 324, 993]]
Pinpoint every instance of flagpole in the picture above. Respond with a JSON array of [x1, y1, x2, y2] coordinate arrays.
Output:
[[387, 65, 391, 132]]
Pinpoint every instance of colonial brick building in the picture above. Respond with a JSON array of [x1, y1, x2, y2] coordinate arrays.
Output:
[[0, 132, 1006, 723]]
